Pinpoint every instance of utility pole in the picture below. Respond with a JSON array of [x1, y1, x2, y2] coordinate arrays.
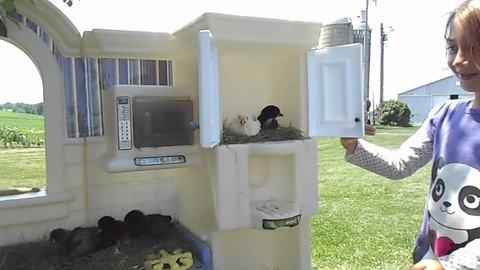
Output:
[[360, 0, 373, 124], [362, 0, 370, 101], [380, 23, 386, 105], [379, 23, 393, 106]]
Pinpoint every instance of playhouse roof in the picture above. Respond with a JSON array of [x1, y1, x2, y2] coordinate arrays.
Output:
[[12, 3, 323, 58], [173, 12, 323, 45]]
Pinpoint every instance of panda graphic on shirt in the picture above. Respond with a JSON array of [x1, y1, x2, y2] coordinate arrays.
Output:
[[427, 158, 480, 258]]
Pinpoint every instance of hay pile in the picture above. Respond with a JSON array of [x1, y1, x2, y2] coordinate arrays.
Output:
[[0, 224, 205, 270], [221, 126, 307, 145]]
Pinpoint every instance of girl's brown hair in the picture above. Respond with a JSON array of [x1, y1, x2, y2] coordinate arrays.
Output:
[[445, 1, 480, 63]]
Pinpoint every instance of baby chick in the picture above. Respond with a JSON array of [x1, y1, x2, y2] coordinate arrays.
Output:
[[50, 228, 71, 256], [143, 213, 173, 238], [98, 215, 128, 247], [124, 209, 173, 239], [230, 114, 261, 136], [124, 209, 146, 238], [257, 105, 284, 130], [66, 227, 101, 258], [50, 227, 101, 258]]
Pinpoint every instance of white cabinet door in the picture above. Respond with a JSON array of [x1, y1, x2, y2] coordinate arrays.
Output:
[[198, 30, 221, 148], [307, 43, 365, 138]]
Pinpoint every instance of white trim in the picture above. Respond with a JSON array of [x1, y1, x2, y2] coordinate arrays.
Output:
[[0, 190, 74, 210], [0, 191, 74, 227], [198, 30, 221, 148]]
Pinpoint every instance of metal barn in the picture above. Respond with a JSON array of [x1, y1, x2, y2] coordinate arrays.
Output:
[[397, 75, 473, 124]]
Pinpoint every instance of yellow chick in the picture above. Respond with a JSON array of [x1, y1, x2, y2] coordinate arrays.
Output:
[[230, 114, 261, 137]]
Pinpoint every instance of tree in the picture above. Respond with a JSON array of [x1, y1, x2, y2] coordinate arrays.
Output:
[[35, 102, 43, 115], [378, 100, 411, 127], [0, 102, 44, 115]]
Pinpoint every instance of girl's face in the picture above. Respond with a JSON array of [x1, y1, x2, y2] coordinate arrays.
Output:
[[447, 18, 480, 92]]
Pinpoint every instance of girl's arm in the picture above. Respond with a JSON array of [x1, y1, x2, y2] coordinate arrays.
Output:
[[343, 124, 433, 180], [342, 101, 452, 180], [437, 239, 480, 269]]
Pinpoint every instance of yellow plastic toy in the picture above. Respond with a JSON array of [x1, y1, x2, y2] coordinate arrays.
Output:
[[144, 249, 194, 270]]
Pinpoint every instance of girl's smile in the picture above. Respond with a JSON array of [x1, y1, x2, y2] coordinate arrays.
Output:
[[457, 72, 478, 81]]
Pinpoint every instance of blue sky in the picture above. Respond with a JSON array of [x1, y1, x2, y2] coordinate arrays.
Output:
[[0, 0, 462, 104]]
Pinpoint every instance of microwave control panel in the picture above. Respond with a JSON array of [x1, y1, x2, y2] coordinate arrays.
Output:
[[134, 155, 187, 166], [116, 96, 132, 150]]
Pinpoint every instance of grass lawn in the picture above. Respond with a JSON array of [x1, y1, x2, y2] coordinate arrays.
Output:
[[0, 148, 46, 190], [374, 124, 421, 134], [312, 125, 430, 269]]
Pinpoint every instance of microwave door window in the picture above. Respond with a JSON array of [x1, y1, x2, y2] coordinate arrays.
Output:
[[143, 112, 152, 137], [133, 98, 194, 148]]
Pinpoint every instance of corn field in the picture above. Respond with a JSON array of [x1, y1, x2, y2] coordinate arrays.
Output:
[[0, 126, 44, 148]]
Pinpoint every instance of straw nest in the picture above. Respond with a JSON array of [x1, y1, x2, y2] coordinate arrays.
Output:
[[0, 224, 202, 270], [221, 125, 307, 145]]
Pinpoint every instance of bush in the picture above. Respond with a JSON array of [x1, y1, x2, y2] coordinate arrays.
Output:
[[378, 100, 411, 127]]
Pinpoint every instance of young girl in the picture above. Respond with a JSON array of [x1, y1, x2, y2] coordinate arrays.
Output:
[[341, 1, 480, 269]]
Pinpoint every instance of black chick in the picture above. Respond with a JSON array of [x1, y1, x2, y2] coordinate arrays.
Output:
[[66, 227, 101, 258], [124, 209, 173, 238], [50, 228, 71, 256], [143, 213, 173, 238], [97, 215, 128, 247], [124, 209, 147, 238], [49, 227, 101, 258], [257, 105, 284, 130]]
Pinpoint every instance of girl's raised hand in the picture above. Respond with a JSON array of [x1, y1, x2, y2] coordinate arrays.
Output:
[[340, 124, 376, 154]]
